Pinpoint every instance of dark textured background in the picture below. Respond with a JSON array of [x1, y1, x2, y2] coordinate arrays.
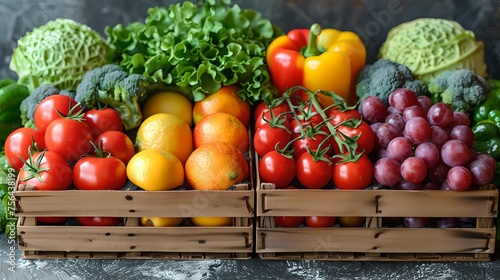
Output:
[[1, 0, 500, 279]]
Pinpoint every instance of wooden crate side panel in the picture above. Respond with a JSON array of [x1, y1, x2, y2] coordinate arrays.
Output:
[[15, 188, 254, 218], [18, 225, 253, 253], [257, 188, 498, 217], [255, 228, 495, 254]]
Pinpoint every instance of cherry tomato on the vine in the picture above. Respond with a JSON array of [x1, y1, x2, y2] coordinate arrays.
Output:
[[296, 152, 333, 189], [333, 153, 374, 190], [258, 150, 296, 188], [332, 120, 375, 155], [275, 216, 304, 228], [327, 108, 362, 126], [76, 217, 123, 226], [254, 123, 292, 157]]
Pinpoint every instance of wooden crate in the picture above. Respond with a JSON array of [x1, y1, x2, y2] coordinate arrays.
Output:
[[256, 180, 498, 262], [15, 182, 254, 259]]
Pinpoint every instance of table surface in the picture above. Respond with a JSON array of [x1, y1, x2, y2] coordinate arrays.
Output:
[[2, 0, 500, 279]]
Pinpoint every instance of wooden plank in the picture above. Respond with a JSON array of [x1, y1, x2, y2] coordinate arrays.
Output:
[[18, 225, 253, 253], [255, 228, 495, 254], [15, 186, 254, 218], [257, 187, 498, 217]]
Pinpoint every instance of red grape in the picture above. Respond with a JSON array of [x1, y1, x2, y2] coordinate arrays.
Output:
[[376, 123, 401, 148], [452, 111, 470, 127], [400, 157, 427, 183], [430, 125, 449, 149], [441, 140, 471, 167], [449, 125, 474, 148], [414, 142, 439, 168], [437, 217, 459, 228], [417, 95, 433, 114], [474, 153, 496, 170], [422, 182, 441, 190], [396, 180, 423, 190], [387, 106, 399, 115], [385, 113, 405, 133], [389, 88, 419, 113], [374, 157, 401, 187], [468, 159, 495, 185], [403, 105, 426, 122], [360, 96, 387, 124], [447, 166, 472, 191], [427, 160, 450, 183], [403, 217, 429, 228], [427, 102, 454, 128], [404, 117, 431, 145], [386, 136, 413, 162]]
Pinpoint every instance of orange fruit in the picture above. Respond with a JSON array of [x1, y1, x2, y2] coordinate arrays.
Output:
[[185, 142, 249, 190], [190, 217, 232, 226], [140, 217, 184, 227], [142, 91, 193, 126], [193, 85, 251, 127], [126, 149, 184, 191], [135, 113, 193, 164], [193, 112, 249, 153]]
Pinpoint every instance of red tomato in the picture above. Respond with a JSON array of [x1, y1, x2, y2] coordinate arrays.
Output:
[[17, 150, 73, 190], [296, 152, 333, 189], [254, 109, 291, 130], [332, 120, 375, 155], [34, 95, 80, 134], [44, 118, 93, 162], [76, 217, 123, 226], [73, 156, 127, 190], [275, 216, 304, 227], [84, 108, 123, 139], [291, 124, 332, 159], [305, 216, 336, 227], [333, 153, 374, 190], [254, 100, 292, 123], [327, 108, 362, 126], [258, 150, 296, 188], [36, 217, 69, 224], [94, 131, 135, 165], [4, 127, 45, 171], [253, 123, 292, 157]]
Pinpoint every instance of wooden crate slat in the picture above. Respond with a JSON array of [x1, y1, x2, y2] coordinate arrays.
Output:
[[256, 228, 495, 254], [257, 188, 498, 217]]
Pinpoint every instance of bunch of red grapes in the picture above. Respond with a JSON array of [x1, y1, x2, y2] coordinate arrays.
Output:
[[360, 88, 495, 192]]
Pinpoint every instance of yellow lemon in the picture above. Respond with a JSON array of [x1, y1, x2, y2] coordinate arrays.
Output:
[[190, 217, 233, 226], [126, 149, 184, 191], [140, 217, 184, 227], [142, 91, 193, 126], [135, 113, 193, 164]]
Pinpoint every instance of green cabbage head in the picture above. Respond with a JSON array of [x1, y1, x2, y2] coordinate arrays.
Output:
[[379, 18, 487, 84], [9, 18, 111, 92]]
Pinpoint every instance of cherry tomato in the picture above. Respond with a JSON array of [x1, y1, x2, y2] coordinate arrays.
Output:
[[254, 109, 291, 130], [333, 153, 374, 190], [17, 150, 73, 190], [327, 108, 362, 126], [305, 216, 336, 227], [296, 152, 333, 189], [76, 217, 123, 226], [94, 131, 135, 165], [275, 216, 304, 227], [4, 127, 45, 171], [253, 123, 292, 157], [332, 120, 375, 155], [73, 156, 127, 190], [338, 217, 365, 227], [254, 100, 292, 123], [33, 94, 80, 134], [44, 118, 93, 162], [258, 150, 296, 188], [84, 108, 123, 139], [291, 124, 332, 159]]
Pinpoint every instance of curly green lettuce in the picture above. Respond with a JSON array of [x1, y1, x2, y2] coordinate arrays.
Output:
[[105, 0, 283, 104], [9, 18, 112, 92]]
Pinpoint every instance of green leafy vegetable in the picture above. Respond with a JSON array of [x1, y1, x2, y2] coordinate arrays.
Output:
[[105, 0, 283, 104], [10, 18, 112, 92]]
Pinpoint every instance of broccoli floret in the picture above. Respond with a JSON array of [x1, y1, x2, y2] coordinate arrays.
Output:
[[75, 64, 150, 130], [356, 59, 428, 105], [428, 69, 490, 112], [20, 84, 75, 127]]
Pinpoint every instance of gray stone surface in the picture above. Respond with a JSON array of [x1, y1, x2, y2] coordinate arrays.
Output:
[[2, 0, 500, 279]]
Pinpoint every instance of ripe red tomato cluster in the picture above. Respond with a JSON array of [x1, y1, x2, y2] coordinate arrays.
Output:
[[4, 94, 135, 226], [253, 94, 375, 190]]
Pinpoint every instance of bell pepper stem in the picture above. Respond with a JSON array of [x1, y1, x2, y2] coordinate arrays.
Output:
[[302, 23, 322, 57]]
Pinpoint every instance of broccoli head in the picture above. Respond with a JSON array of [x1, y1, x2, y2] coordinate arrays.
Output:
[[428, 69, 490, 113], [20, 84, 75, 128], [75, 64, 150, 130], [356, 59, 428, 105]]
